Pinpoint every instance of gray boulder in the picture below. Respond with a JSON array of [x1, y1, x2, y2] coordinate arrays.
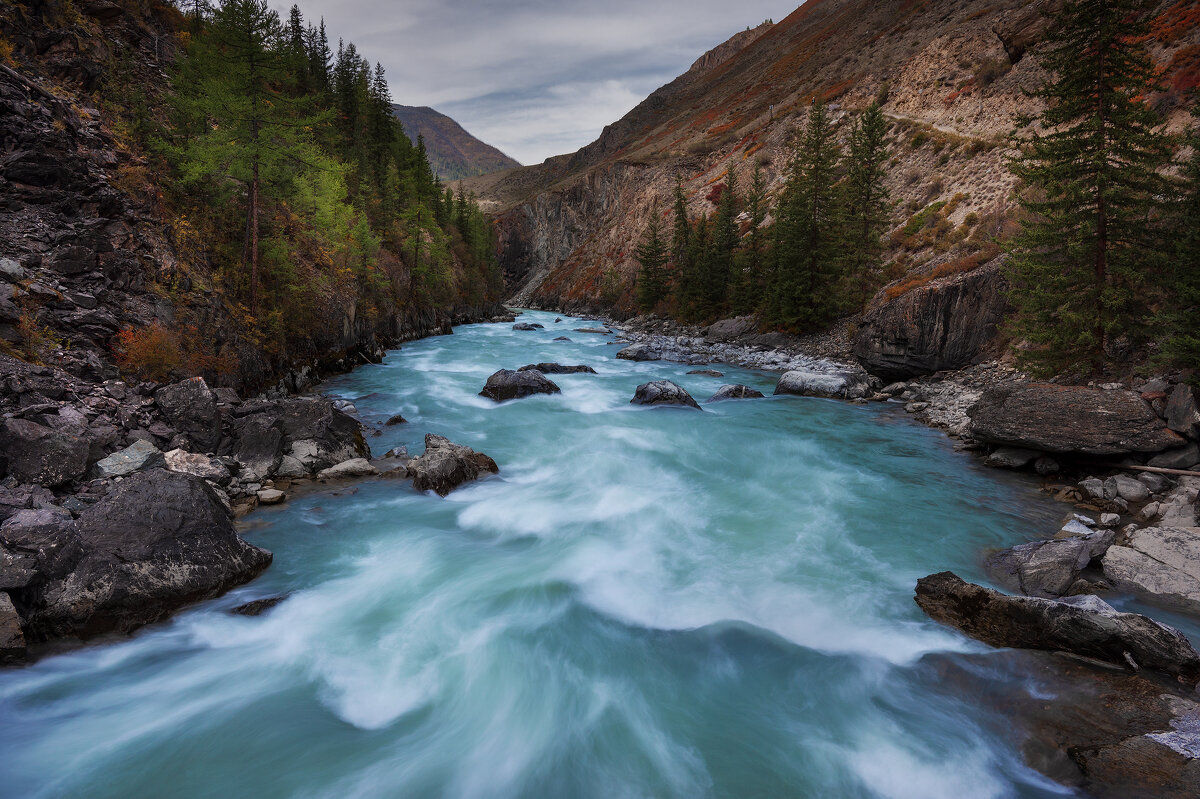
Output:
[[616, 343, 661, 362], [915, 571, 1200, 682], [0, 419, 89, 487], [688, 369, 725, 377], [479, 369, 562, 401], [235, 397, 367, 476], [317, 458, 378, 480], [164, 449, 232, 486], [1104, 474, 1151, 503], [987, 536, 1099, 598], [0, 592, 24, 663], [968, 383, 1183, 456], [774, 368, 870, 400], [709, 384, 765, 401], [517, 363, 597, 375], [91, 439, 165, 479], [408, 434, 499, 497], [630, 380, 701, 409], [10, 470, 272, 641], [1164, 384, 1200, 439], [155, 377, 221, 452], [1150, 443, 1200, 470], [1102, 528, 1200, 613]]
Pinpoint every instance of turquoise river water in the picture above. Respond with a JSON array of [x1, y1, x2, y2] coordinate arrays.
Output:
[[0, 310, 1156, 798]]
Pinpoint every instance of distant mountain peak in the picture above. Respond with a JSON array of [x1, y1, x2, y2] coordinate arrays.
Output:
[[391, 105, 521, 182]]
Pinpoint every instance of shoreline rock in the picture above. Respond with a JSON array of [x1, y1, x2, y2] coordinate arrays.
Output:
[[408, 434, 499, 497]]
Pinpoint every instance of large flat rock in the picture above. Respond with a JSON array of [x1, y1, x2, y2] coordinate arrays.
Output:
[[1102, 527, 1200, 614]]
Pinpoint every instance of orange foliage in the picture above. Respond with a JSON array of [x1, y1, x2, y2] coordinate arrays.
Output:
[[114, 323, 181, 382], [1153, 1, 1200, 44], [1168, 43, 1200, 93], [881, 247, 998, 302]]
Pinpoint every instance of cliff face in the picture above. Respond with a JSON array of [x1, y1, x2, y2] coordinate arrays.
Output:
[[391, 104, 522, 182], [470, 0, 1200, 371]]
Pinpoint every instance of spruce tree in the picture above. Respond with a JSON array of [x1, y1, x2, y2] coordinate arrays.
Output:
[[730, 164, 768, 315], [1161, 111, 1200, 378], [841, 101, 889, 308], [635, 211, 670, 312], [670, 177, 691, 268], [1005, 0, 1172, 375], [699, 171, 739, 319]]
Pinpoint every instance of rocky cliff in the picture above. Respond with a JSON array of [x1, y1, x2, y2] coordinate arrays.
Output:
[[392, 104, 522, 182]]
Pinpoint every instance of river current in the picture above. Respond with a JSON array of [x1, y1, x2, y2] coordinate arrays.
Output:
[[1, 310, 1111, 798]]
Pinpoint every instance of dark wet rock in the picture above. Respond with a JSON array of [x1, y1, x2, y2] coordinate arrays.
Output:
[[0, 419, 89, 487], [408, 434, 499, 497], [154, 377, 221, 452], [512, 322, 544, 331], [687, 369, 724, 377], [616, 343, 660, 361], [709, 384, 765, 401], [915, 571, 1200, 682], [773, 368, 870, 400], [0, 592, 24, 664], [235, 398, 367, 476], [11, 470, 272, 641], [968, 383, 1184, 457], [91, 439, 165, 479], [230, 595, 288, 616], [1104, 475, 1150, 503], [1102, 528, 1200, 614], [553, 336, 571, 341], [480, 369, 562, 401], [1164, 384, 1200, 439], [630, 380, 701, 409], [233, 414, 285, 479], [853, 262, 1008, 381], [987, 533, 1114, 598], [385, 413, 407, 426], [984, 446, 1039, 469], [702, 316, 758, 343], [517, 363, 596, 375], [1150, 443, 1200, 470]]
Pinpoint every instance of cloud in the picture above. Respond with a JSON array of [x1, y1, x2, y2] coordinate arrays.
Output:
[[273, 0, 798, 164]]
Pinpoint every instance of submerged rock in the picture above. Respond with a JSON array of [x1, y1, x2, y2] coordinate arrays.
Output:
[[688, 369, 724, 377], [984, 446, 1039, 469], [512, 322, 544, 331], [230, 595, 288, 616], [408, 434, 499, 497], [480, 369, 562, 401], [1102, 528, 1200, 614], [709, 384, 765, 401], [516, 362, 596, 375], [773, 368, 870, 400], [385, 413, 407, 426], [630, 380, 701, 409], [915, 571, 1200, 682]]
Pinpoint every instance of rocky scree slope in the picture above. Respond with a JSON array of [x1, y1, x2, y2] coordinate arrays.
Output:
[[391, 104, 521, 182]]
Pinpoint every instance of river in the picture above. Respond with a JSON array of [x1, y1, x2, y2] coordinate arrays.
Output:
[[0, 310, 1109, 798]]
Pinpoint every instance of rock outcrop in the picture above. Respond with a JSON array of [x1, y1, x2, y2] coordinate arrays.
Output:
[[915, 571, 1200, 682], [1102, 528, 1200, 614], [630, 380, 701, 409], [987, 532, 1113, 598], [479, 369, 562, 401], [408, 434, 499, 496], [0, 418, 89, 487], [968, 383, 1184, 456]]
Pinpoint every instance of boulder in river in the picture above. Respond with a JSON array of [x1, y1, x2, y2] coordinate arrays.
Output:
[[987, 532, 1113, 598], [630, 380, 701, 409], [231, 595, 288, 616], [915, 571, 1200, 682], [709, 384, 765, 402], [688, 369, 724, 377], [480, 369, 562, 401], [773, 368, 870, 400], [0, 418, 89, 487], [616, 343, 660, 361], [408, 434, 499, 497], [1102, 528, 1200, 614], [967, 383, 1184, 456], [9, 470, 272, 641], [512, 322, 544, 331], [234, 397, 367, 477], [983, 446, 1039, 470], [517, 363, 596, 375]]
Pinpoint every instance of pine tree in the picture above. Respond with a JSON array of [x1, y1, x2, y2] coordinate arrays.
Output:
[[635, 210, 670, 312], [1161, 111, 1200, 378], [730, 165, 768, 314], [670, 177, 691, 268], [699, 170, 738, 319], [841, 101, 890, 308], [1005, 0, 1172, 375]]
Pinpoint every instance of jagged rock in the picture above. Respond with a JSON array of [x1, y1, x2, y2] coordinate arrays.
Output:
[[316, 458, 377, 480], [516, 362, 596, 374], [234, 398, 366, 476], [773, 368, 870, 400], [709, 384, 765, 401], [91, 439, 165, 479], [1104, 474, 1151, 503], [10, 470, 271, 641], [512, 322, 544, 331], [230, 595, 287, 616], [408, 434, 498, 497], [274, 455, 306, 479], [1103, 528, 1200, 614], [984, 446, 1039, 469], [385, 413, 407, 425], [688, 369, 725, 377], [1150, 443, 1200, 470], [915, 571, 1200, 682], [853, 263, 1008, 381], [0, 592, 24, 664], [0, 419, 89, 487], [479, 369, 562, 401], [987, 537, 1096, 598], [0, 508, 80, 594], [967, 383, 1184, 456], [164, 449, 231, 486], [1156, 478, 1200, 527], [703, 316, 757, 343], [616, 343, 660, 361], [630, 380, 701, 409], [1164, 384, 1200, 438], [255, 489, 285, 505], [234, 414, 285, 479], [154, 377, 221, 452]]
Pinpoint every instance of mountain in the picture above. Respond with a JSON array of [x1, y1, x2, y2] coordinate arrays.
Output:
[[468, 0, 1200, 378], [391, 105, 521, 182]]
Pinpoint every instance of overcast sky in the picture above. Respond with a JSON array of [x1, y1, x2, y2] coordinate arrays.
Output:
[[275, 0, 799, 165]]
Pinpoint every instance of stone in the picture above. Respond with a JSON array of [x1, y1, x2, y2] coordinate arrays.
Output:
[[0, 257, 26, 282], [233, 415, 284, 478], [1100, 513, 1122, 528], [1149, 443, 1200, 470], [236, 397, 367, 475], [0, 592, 25, 664], [987, 537, 1095, 598], [1103, 528, 1200, 613], [687, 369, 725, 377], [616, 343, 660, 361], [512, 322, 544, 331], [984, 446, 1039, 469], [408, 434, 499, 497], [384, 414, 407, 425], [0, 419, 89, 487], [91, 439, 165, 479], [255, 489, 286, 505], [155, 377, 221, 452], [708, 384, 765, 401], [853, 262, 1008, 381], [553, 336, 571, 341], [630, 380, 701, 409], [164, 449, 231, 486], [479, 369, 562, 401], [516, 363, 597, 374], [230, 595, 287, 616], [1164, 384, 1200, 438], [967, 383, 1183, 456], [915, 571, 1200, 682], [1081, 477, 1106, 501], [1033, 456, 1060, 476], [1105, 474, 1152, 503], [11, 470, 271, 640], [274, 455, 307, 479], [316, 458, 378, 480], [1157, 478, 1200, 527], [1138, 473, 1171, 494], [773, 368, 870, 400]]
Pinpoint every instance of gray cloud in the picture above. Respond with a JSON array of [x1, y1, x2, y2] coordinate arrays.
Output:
[[273, 0, 797, 164]]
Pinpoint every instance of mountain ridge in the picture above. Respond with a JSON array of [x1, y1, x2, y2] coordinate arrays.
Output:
[[391, 104, 521, 183]]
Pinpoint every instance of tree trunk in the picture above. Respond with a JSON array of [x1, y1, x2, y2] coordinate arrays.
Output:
[[250, 162, 259, 316]]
